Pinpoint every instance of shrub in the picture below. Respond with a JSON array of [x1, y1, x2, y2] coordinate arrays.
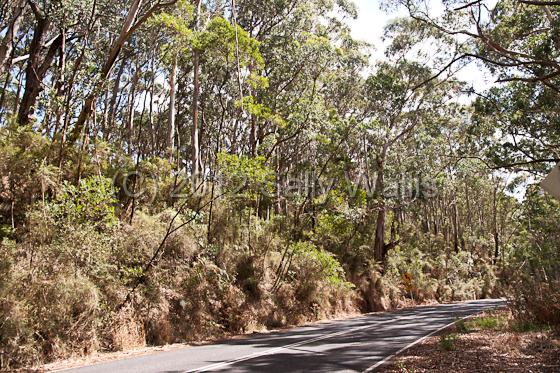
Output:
[[508, 188, 560, 326], [439, 333, 458, 351], [510, 280, 560, 326], [171, 259, 246, 340], [26, 273, 101, 360], [280, 242, 356, 320], [469, 316, 498, 330], [52, 177, 118, 231], [455, 319, 469, 334]]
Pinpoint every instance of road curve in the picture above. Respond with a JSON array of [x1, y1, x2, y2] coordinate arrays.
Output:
[[63, 299, 505, 373]]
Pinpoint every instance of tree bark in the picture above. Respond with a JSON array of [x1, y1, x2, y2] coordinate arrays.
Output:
[[68, 0, 144, 144], [373, 152, 386, 262], [127, 65, 140, 154], [492, 186, 500, 264], [53, 29, 66, 138], [0, 0, 26, 76], [452, 201, 459, 253], [167, 55, 177, 162], [191, 0, 203, 177], [191, 49, 201, 176], [17, 15, 63, 126], [106, 59, 126, 140]]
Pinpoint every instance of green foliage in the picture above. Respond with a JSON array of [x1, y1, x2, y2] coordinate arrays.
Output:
[[468, 316, 498, 330], [455, 319, 469, 334], [397, 361, 417, 373], [509, 186, 560, 325], [292, 241, 351, 288], [217, 153, 274, 196], [439, 333, 458, 351], [150, 0, 194, 40], [2, 0, 559, 368], [53, 177, 118, 230], [0, 124, 52, 224], [509, 320, 545, 333], [240, 96, 285, 127], [198, 17, 264, 68]]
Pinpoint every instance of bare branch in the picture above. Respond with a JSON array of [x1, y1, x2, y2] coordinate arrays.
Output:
[[518, 0, 560, 5]]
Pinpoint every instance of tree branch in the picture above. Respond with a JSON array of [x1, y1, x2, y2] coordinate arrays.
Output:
[[518, 0, 560, 5]]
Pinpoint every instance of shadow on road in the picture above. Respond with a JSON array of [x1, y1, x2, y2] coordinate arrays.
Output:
[[189, 300, 505, 373]]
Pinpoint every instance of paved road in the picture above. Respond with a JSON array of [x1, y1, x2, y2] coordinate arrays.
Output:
[[64, 299, 505, 373]]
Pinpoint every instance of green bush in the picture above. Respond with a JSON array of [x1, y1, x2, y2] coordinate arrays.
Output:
[[439, 333, 458, 351], [468, 316, 498, 330], [455, 319, 469, 333], [53, 177, 118, 230]]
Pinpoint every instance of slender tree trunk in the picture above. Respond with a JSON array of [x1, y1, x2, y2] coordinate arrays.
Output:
[[107, 59, 125, 140], [452, 201, 459, 253], [191, 49, 201, 177], [18, 18, 62, 125], [13, 67, 23, 116], [167, 55, 177, 162], [57, 44, 87, 167], [0, 71, 11, 121], [250, 116, 258, 156], [68, 0, 143, 144], [373, 152, 386, 262], [493, 186, 500, 264], [52, 29, 66, 138], [149, 68, 156, 155], [0, 0, 25, 76], [275, 146, 283, 214], [191, 0, 203, 177], [127, 66, 140, 155]]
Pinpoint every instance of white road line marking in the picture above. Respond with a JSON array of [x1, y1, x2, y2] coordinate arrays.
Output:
[[361, 314, 476, 373], [184, 322, 379, 372], [184, 300, 504, 373]]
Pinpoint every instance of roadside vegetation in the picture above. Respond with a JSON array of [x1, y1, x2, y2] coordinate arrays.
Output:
[[0, 0, 559, 369], [382, 310, 560, 372]]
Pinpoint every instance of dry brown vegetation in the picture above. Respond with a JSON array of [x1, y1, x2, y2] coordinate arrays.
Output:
[[380, 310, 560, 373], [1, 0, 560, 370]]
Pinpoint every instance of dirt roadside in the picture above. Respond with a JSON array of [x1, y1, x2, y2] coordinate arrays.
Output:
[[378, 310, 560, 373]]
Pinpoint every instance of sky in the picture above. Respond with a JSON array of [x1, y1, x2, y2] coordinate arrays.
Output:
[[347, 0, 493, 93]]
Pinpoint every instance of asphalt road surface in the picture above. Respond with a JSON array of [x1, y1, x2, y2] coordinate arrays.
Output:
[[64, 299, 505, 373]]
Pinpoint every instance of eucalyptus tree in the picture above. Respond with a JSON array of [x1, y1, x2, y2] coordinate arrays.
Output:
[[67, 0, 179, 145], [384, 0, 560, 171], [360, 60, 460, 262], [0, 0, 26, 76], [385, 0, 560, 89], [472, 82, 560, 174]]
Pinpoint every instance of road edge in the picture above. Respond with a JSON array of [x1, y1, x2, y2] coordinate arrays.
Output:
[[362, 299, 508, 372]]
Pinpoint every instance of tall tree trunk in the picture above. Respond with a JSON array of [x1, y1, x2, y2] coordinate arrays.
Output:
[[0, 0, 26, 76], [0, 71, 11, 121], [127, 66, 140, 155], [13, 67, 23, 116], [191, 49, 201, 177], [167, 55, 177, 162], [250, 116, 257, 156], [191, 0, 203, 178], [373, 152, 386, 262], [452, 201, 459, 253], [465, 181, 472, 227], [492, 186, 500, 264], [68, 0, 144, 144], [149, 66, 156, 155], [18, 16, 62, 125], [106, 59, 126, 140], [52, 29, 66, 138]]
